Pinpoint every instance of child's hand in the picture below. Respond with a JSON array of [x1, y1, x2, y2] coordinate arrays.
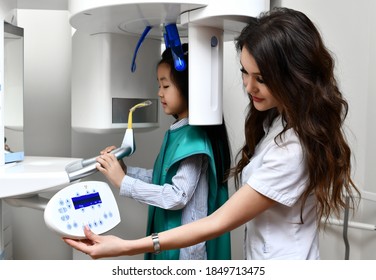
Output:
[[100, 145, 117, 155], [96, 153, 125, 189]]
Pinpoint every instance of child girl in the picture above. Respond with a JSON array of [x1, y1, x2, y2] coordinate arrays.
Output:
[[94, 43, 231, 260]]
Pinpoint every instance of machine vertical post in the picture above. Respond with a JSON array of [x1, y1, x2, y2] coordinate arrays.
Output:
[[188, 25, 224, 125]]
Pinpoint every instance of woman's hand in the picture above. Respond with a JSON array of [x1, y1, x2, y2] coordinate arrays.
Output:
[[63, 226, 128, 259]]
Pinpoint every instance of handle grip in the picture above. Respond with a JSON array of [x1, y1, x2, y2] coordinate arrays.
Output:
[[65, 146, 132, 182]]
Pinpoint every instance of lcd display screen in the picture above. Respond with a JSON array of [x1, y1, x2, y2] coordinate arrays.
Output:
[[72, 192, 102, 210]]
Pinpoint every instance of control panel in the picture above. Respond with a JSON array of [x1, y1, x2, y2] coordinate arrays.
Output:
[[44, 181, 120, 239]]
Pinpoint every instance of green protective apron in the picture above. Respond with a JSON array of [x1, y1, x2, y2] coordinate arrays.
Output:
[[145, 124, 231, 260]]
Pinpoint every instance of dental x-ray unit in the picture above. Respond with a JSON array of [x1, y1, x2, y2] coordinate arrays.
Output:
[[0, 1, 270, 241], [48, 0, 269, 238]]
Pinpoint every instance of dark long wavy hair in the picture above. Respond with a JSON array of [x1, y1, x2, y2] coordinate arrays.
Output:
[[232, 7, 359, 223], [158, 44, 231, 185]]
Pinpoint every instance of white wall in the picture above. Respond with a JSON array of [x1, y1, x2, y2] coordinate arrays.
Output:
[[20, 10, 72, 157], [9, 9, 73, 259]]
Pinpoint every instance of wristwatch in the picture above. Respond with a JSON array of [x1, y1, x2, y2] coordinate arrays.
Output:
[[151, 233, 161, 254]]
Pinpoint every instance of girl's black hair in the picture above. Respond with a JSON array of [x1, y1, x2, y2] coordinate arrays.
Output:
[[158, 43, 231, 184]]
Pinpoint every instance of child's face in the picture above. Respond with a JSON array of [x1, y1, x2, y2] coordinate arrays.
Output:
[[157, 63, 188, 120]]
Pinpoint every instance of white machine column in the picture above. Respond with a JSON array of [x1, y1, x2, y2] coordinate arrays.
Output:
[[188, 25, 223, 125]]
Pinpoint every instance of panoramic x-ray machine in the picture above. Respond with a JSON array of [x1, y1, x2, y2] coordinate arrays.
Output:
[[0, 0, 270, 247]]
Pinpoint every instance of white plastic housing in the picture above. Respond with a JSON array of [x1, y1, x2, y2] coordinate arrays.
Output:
[[188, 25, 223, 125], [0, 156, 80, 199], [71, 31, 161, 133], [181, 0, 270, 124]]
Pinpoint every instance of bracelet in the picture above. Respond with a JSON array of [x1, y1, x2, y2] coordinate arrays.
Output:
[[151, 233, 161, 254]]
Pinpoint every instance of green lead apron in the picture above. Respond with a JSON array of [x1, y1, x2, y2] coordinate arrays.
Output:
[[145, 124, 231, 260]]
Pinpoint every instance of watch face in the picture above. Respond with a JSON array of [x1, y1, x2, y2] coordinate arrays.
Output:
[[152, 233, 161, 254]]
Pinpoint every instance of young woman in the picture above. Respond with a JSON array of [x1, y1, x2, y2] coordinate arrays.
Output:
[[92, 43, 231, 260], [64, 8, 359, 260]]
